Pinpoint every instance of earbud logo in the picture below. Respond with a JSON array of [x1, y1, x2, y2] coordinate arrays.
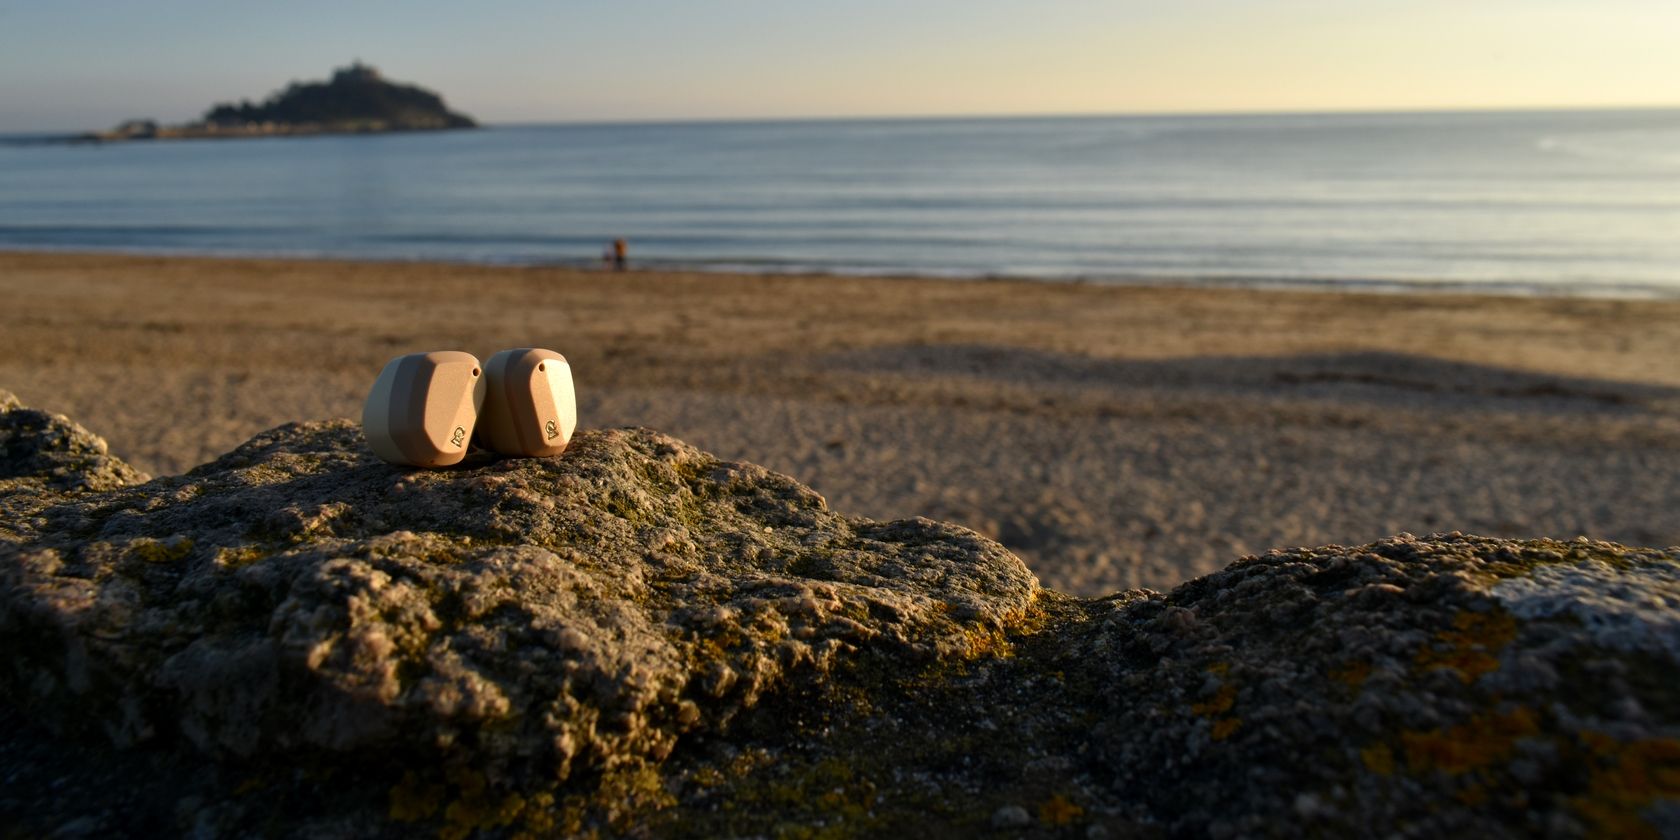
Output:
[[544, 420, 559, 440], [450, 426, 467, 447]]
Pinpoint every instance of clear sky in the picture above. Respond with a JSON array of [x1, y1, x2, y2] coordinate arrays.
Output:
[[2, 0, 1678, 132]]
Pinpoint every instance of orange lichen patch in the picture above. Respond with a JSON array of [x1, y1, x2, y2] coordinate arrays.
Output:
[[1571, 735, 1680, 840], [1038, 794, 1085, 826], [1332, 660, 1371, 691], [389, 770, 444, 822], [1372, 706, 1678, 837], [441, 788, 526, 840], [1192, 684, 1237, 717], [1454, 783, 1489, 807], [1191, 673, 1242, 740], [389, 767, 541, 840], [1205, 662, 1231, 677], [1361, 744, 1396, 777], [1401, 707, 1539, 776], [512, 792, 556, 839], [1414, 610, 1518, 684]]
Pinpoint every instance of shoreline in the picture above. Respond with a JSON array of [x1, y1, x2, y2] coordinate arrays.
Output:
[[4, 246, 1677, 302], [3, 249, 1678, 594]]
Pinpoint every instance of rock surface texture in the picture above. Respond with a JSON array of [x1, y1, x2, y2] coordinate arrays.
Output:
[[1, 389, 1676, 838]]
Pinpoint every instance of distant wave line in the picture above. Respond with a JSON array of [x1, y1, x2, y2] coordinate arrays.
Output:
[[5, 243, 1677, 302]]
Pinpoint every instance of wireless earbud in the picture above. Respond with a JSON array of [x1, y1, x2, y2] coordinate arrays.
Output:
[[362, 351, 487, 467], [475, 347, 577, 457]]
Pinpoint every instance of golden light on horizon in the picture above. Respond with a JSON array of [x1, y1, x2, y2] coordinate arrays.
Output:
[[441, 0, 1680, 123], [4, 0, 1679, 130]]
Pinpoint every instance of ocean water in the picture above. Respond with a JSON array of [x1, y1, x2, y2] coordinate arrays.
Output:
[[3, 109, 1679, 296]]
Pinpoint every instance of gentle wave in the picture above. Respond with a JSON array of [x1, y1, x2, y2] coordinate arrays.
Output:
[[1536, 130, 1680, 169], [3, 109, 1679, 296]]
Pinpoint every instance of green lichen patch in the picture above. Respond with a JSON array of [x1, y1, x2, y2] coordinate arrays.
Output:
[[635, 593, 1153, 839], [1060, 533, 1680, 836], [1, 405, 1038, 837], [3, 393, 1678, 837]]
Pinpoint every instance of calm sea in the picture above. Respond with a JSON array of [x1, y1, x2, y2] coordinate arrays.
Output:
[[3, 109, 1678, 296]]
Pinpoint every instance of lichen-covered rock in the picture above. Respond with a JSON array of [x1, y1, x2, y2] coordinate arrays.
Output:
[[0, 388, 147, 504], [1057, 534, 1680, 838], [2, 393, 1677, 838], [640, 535, 1679, 839], [1, 411, 1034, 781]]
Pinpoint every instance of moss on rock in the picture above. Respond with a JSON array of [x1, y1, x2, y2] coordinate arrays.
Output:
[[1, 394, 1677, 838]]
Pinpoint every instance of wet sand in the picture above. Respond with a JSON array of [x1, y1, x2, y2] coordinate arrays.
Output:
[[3, 250, 1678, 594]]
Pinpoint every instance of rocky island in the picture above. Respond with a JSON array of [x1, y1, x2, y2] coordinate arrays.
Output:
[[2, 389, 1677, 837], [82, 62, 476, 142]]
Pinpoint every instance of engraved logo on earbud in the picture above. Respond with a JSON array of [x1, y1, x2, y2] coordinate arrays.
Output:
[[450, 426, 467, 447], [544, 420, 559, 440]]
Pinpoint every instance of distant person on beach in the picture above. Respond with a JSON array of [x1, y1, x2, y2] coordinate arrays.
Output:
[[612, 238, 628, 272]]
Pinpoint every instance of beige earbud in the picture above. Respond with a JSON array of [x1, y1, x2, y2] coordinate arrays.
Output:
[[362, 351, 487, 467], [475, 348, 577, 457]]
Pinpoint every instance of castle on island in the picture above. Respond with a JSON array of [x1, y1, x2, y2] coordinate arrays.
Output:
[[332, 61, 383, 85], [81, 61, 475, 143]]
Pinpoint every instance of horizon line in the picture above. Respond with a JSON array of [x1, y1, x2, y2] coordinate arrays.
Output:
[[482, 102, 1680, 130], [6, 101, 1679, 137]]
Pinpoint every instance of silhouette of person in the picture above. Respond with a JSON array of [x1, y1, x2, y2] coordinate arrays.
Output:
[[612, 238, 628, 272]]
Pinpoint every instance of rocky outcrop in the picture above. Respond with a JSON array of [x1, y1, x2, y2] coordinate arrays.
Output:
[[1, 389, 1676, 838], [0, 389, 147, 495]]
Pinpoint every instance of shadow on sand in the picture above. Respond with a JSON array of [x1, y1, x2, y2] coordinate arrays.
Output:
[[817, 345, 1680, 414]]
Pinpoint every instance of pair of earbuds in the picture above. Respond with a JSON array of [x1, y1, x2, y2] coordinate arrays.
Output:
[[362, 347, 577, 468]]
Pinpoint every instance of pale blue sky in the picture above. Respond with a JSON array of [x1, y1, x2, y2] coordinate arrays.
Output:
[[3, 0, 1678, 132]]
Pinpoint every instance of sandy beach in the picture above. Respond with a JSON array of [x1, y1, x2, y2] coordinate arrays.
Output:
[[3, 250, 1677, 594]]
